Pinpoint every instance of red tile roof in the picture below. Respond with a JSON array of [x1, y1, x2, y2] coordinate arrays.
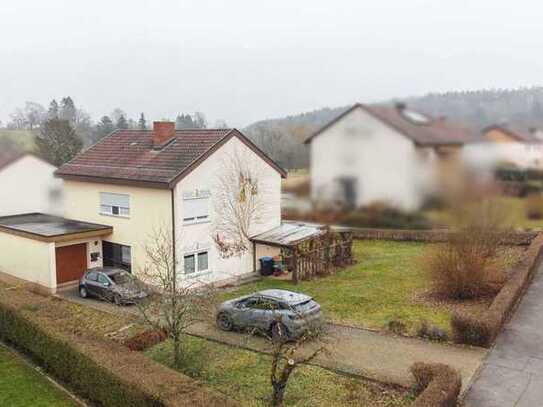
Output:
[[483, 124, 543, 144], [305, 103, 475, 146], [56, 128, 286, 188]]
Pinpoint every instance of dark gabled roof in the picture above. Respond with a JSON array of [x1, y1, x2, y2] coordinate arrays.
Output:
[[482, 124, 543, 144], [305, 103, 475, 146], [56, 128, 286, 188]]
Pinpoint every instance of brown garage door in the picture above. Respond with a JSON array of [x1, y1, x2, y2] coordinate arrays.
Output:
[[55, 244, 87, 284]]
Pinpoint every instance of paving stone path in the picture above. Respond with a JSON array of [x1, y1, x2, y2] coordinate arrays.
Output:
[[464, 260, 543, 407]]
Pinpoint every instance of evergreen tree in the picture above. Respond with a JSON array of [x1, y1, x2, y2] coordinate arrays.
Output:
[[138, 113, 147, 130], [175, 113, 194, 129], [47, 99, 59, 120], [96, 116, 115, 140], [59, 97, 77, 124], [116, 114, 128, 129], [36, 119, 83, 166]]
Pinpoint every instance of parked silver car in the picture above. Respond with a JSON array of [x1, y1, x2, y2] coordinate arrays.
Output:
[[79, 267, 148, 305], [216, 289, 322, 338]]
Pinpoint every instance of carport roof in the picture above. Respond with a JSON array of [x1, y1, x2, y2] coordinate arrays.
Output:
[[251, 221, 351, 248], [0, 213, 113, 242]]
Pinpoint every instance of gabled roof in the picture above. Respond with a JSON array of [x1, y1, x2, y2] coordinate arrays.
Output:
[[305, 103, 475, 146], [0, 151, 26, 172], [482, 124, 543, 144], [56, 128, 287, 188]]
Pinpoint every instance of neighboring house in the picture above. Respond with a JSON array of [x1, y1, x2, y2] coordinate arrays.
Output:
[[463, 124, 543, 170], [47, 122, 285, 289], [304, 103, 474, 210], [0, 152, 63, 216]]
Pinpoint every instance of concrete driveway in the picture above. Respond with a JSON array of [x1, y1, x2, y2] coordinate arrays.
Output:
[[58, 287, 485, 390], [464, 261, 543, 407]]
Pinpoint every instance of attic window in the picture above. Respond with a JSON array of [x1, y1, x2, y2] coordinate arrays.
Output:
[[401, 109, 430, 125]]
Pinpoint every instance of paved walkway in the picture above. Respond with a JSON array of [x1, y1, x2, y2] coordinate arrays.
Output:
[[59, 287, 485, 390], [464, 260, 543, 407]]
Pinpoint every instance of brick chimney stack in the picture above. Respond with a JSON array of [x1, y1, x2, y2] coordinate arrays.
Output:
[[152, 121, 176, 149]]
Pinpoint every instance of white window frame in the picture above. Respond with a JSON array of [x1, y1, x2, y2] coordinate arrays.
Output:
[[100, 192, 130, 218], [182, 190, 211, 225], [183, 249, 210, 277]]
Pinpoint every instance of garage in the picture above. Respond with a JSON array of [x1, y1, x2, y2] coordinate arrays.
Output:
[[0, 213, 112, 294]]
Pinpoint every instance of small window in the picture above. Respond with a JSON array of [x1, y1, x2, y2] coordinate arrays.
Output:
[[90, 252, 100, 262], [183, 197, 210, 224], [184, 250, 209, 274], [100, 193, 130, 217]]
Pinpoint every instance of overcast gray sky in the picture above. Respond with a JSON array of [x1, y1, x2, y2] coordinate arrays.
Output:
[[1, 0, 542, 127]]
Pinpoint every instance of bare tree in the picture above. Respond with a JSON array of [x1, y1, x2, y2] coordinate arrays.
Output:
[[136, 228, 215, 368], [266, 316, 328, 407], [212, 147, 270, 258], [24, 101, 46, 130]]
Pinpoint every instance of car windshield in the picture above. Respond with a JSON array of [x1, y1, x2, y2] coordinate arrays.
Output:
[[110, 271, 133, 285], [292, 299, 313, 310]]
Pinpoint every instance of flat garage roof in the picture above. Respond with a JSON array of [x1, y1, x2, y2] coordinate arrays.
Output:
[[0, 213, 113, 242]]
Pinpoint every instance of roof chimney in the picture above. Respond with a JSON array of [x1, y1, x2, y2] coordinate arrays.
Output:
[[152, 121, 176, 149]]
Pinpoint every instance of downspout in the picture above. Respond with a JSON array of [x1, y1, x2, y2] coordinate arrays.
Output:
[[171, 189, 177, 280]]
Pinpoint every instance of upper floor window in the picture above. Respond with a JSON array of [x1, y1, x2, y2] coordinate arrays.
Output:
[[183, 189, 210, 225], [100, 192, 130, 217]]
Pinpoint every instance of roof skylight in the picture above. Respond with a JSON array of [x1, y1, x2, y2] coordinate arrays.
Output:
[[401, 109, 431, 124]]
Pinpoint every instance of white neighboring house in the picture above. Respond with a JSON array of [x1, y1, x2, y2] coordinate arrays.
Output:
[[0, 152, 63, 216], [304, 103, 474, 211]]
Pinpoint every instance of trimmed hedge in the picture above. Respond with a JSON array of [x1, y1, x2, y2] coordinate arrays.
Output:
[[410, 363, 461, 407], [452, 233, 543, 347], [0, 290, 238, 407]]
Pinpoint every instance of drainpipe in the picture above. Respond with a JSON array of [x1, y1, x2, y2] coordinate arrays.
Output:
[[171, 189, 177, 282]]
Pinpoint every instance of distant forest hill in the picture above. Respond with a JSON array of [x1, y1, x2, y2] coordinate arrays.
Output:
[[244, 86, 543, 169]]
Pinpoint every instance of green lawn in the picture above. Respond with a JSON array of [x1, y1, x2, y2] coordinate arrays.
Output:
[[222, 240, 451, 335], [147, 336, 411, 407], [0, 129, 36, 151], [0, 345, 76, 407]]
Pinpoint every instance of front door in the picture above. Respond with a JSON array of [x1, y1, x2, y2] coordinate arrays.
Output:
[[102, 241, 132, 272]]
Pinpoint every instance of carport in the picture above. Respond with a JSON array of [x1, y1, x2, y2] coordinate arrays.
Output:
[[0, 213, 112, 294]]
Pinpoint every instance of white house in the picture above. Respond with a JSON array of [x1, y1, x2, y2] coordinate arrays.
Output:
[[304, 103, 474, 210], [0, 152, 63, 216]]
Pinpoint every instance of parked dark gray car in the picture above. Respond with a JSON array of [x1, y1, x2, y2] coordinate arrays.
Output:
[[78, 267, 148, 305], [216, 289, 322, 338]]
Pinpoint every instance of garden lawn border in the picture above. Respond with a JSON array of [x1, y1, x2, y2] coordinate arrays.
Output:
[[452, 233, 543, 347], [352, 227, 537, 245], [0, 287, 239, 407]]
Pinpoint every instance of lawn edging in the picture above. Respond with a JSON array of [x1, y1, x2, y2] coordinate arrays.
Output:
[[452, 233, 543, 347], [0, 288, 239, 407], [352, 228, 537, 245], [410, 362, 461, 407]]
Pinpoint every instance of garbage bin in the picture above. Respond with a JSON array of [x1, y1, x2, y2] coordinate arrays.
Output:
[[259, 256, 275, 276]]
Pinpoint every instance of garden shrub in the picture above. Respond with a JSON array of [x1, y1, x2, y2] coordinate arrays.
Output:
[[416, 321, 449, 342], [450, 312, 493, 347], [0, 288, 238, 407], [125, 329, 168, 351], [410, 363, 461, 407], [525, 194, 543, 220], [341, 201, 431, 230]]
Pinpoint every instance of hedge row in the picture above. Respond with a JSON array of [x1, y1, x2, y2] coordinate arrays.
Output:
[[352, 227, 537, 246], [452, 233, 543, 347], [410, 363, 461, 407], [0, 291, 238, 407]]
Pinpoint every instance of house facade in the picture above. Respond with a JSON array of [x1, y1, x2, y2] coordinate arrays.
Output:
[[55, 122, 285, 287], [0, 152, 63, 217], [305, 103, 474, 210], [462, 125, 543, 170]]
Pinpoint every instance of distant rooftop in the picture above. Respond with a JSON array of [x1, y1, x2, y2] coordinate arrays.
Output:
[[0, 213, 112, 242]]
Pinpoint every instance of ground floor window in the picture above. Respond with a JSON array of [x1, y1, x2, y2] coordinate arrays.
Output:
[[103, 241, 132, 272], [183, 250, 209, 275]]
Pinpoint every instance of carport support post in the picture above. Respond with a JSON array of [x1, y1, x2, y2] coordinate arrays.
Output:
[[292, 248, 298, 284]]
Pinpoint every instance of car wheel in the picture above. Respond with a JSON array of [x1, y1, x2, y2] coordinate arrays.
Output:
[[113, 294, 122, 306], [271, 322, 289, 341], [217, 312, 234, 331], [79, 286, 88, 299]]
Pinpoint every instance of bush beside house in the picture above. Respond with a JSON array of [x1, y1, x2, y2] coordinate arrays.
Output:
[[410, 363, 461, 407]]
